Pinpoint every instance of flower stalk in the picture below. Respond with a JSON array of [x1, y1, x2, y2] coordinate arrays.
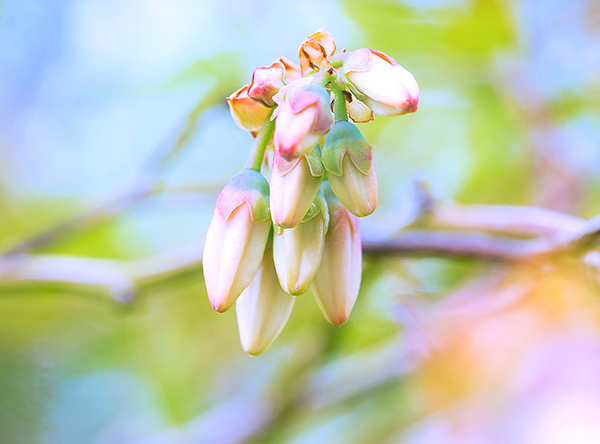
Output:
[[330, 81, 349, 124], [245, 108, 276, 172]]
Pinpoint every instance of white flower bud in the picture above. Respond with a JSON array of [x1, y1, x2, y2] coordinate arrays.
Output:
[[236, 245, 295, 355], [311, 183, 362, 326], [273, 191, 328, 295], [270, 146, 323, 228], [203, 170, 271, 313]]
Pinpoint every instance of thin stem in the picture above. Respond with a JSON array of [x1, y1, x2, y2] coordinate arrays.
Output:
[[330, 82, 348, 123], [314, 70, 347, 122], [314, 71, 334, 87], [245, 108, 276, 171]]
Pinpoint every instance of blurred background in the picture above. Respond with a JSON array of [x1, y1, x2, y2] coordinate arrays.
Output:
[[2, 0, 600, 443]]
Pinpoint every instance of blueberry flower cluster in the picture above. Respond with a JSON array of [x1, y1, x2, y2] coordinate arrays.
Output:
[[203, 29, 419, 355]]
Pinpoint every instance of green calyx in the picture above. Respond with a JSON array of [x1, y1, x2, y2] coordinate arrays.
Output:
[[301, 189, 330, 235], [321, 121, 373, 177], [218, 169, 271, 223], [245, 109, 276, 172]]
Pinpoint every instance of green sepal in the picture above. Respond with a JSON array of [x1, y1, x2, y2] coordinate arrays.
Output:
[[216, 169, 271, 223], [340, 72, 368, 105], [301, 188, 330, 235], [321, 121, 373, 177], [305, 144, 324, 177]]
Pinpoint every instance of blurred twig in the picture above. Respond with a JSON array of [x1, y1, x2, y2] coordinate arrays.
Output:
[[3, 82, 237, 256], [362, 213, 600, 261], [362, 176, 587, 240], [0, 254, 135, 303], [0, 206, 597, 302], [362, 230, 528, 261], [428, 202, 586, 236]]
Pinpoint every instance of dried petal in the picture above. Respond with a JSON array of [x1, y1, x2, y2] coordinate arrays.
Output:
[[346, 96, 374, 123], [299, 28, 336, 75]]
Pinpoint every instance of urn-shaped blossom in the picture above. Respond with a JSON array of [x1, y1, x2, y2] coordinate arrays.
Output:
[[342, 48, 419, 117], [236, 244, 295, 355], [203, 170, 271, 313], [311, 183, 362, 326], [273, 83, 333, 160], [270, 145, 323, 228], [227, 85, 272, 133], [322, 121, 377, 217], [273, 190, 329, 295]]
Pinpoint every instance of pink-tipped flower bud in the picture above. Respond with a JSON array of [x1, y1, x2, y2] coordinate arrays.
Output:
[[248, 61, 286, 107], [322, 121, 377, 217], [236, 243, 295, 355], [203, 170, 271, 313], [270, 145, 323, 228], [273, 83, 333, 160], [227, 85, 272, 133], [311, 183, 362, 326], [271, 76, 314, 107], [273, 190, 329, 295], [342, 48, 419, 117]]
